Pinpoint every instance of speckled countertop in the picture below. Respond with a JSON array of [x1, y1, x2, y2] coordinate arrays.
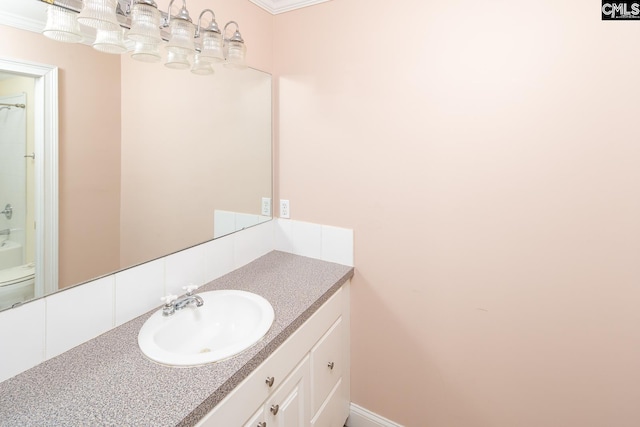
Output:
[[0, 251, 353, 427]]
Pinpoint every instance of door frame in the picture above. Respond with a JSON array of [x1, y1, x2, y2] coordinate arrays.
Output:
[[0, 56, 59, 296]]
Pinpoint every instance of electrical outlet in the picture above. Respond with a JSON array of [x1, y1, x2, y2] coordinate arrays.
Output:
[[261, 197, 271, 216], [280, 199, 290, 219]]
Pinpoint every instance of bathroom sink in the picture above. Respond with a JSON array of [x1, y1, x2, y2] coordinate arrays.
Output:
[[138, 290, 274, 367]]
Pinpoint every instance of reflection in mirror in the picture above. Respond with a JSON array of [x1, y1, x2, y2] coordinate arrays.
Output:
[[0, 75, 34, 310], [0, 55, 58, 312], [0, 10, 272, 312]]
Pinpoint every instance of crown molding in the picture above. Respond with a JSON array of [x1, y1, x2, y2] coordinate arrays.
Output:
[[0, 8, 45, 33], [248, 0, 331, 15]]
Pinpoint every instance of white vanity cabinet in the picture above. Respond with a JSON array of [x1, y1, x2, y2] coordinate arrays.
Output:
[[196, 281, 350, 427]]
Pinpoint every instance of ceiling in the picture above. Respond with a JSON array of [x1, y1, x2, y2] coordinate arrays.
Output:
[[0, 0, 331, 35], [248, 0, 331, 14], [0, 0, 332, 23]]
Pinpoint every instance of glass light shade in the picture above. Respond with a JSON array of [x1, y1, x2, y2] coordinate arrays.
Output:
[[224, 40, 247, 70], [127, 3, 162, 44], [191, 54, 214, 75], [42, 5, 83, 44], [77, 0, 121, 31], [165, 51, 191, 69], [131, 41, 162, 63], [166, 18, 196, 55], [199, 31, 224, 63], [93, 28, 127, 54]]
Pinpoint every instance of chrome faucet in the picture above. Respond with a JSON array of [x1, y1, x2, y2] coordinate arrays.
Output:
[[1, 204, 12, 220], [0, 228, 10, 236], [161, 285, 204, 316]]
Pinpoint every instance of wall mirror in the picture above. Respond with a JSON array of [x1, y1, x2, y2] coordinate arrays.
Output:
[[0, 1, 272, 312]]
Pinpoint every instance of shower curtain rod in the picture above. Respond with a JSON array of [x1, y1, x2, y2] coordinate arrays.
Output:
[[0, 103, 26, 108]]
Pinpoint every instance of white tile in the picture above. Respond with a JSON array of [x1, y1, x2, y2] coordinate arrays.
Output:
[[165, 244, 205, 296], [274, 218, 294, 253], [321, 225, 354, 266], [214, 210, 237, 239], [45, 276, 114, 359], [114, 258, 165, 326], [0, 299, 45, 382], [235, 212, 262, 230], [234, 220, 275, 268], [292, 220, 322, 259], [258, 215, 272, 224], [204, 235, 235, 283]]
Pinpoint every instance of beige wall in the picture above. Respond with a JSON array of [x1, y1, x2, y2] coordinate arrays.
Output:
[[274, 1, 640, 426], [0, 25, 121, 288]]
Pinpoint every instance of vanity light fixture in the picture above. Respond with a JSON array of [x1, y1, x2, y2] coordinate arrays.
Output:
[[196, 10, 224, 64], [190, 54, 214, 75], [165, 50, 191, 69], [127, 0, 163, 45], [131, 40, 162, 62], [77, 0, 121, 31], [222, 21, 247, 70], [163, 0, 196, 63], [92, 28, 128, 54], [39, 0, 248, 75], [42, 4, 83, 43]]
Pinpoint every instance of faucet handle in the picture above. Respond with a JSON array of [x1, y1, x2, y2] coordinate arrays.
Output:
[[182, 284, 199, 295], [161, 294, 178, 305]]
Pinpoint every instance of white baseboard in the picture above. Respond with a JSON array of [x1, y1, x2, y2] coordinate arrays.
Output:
[[346, 403, 404, 427]]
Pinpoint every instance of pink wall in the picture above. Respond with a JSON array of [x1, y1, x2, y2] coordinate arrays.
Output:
[[274, 1, 640, 425], [188, 0, 274, 73]]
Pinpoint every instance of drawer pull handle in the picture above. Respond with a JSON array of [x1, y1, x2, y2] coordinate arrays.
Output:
[[327, 361, 335, 370], [257, 423, 267, 427], [270, 404, 280, 415], [265, 376, 275, 387]]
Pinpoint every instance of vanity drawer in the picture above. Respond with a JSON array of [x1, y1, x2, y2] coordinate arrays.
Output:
[[196, 332, 302, 426], [310, 317, 343, 415]]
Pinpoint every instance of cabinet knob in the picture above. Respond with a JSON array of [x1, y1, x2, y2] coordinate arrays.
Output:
[[327, 361, 335, 370], [270, 404, 280, 415], [265, 376, 275, 387], [257, 423, 267, 427]]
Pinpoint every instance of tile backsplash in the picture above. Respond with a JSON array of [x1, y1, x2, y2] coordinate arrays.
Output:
[[0, 218, 353, 383], [275, 218, 354, 266]]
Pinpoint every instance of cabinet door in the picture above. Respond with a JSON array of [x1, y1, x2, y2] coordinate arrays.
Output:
[[265, 355, 311, 427], [310, 317, 343, 415], [243, 406, 265, 427], [311, 379, 343, 427]]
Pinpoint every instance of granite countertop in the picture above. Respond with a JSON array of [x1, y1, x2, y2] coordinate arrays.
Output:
[[0, 251, 354, 427]]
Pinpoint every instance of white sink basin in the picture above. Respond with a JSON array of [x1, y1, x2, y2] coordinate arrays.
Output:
[[138, 290, 274, 367]]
